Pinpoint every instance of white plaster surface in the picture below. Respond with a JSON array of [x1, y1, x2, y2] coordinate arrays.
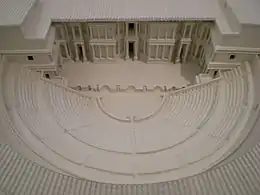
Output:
[[61, 61, 201, 89], [0, 0, 36, 25], [225, 0, 260, 25], [1, 0, 260, 40], [0, 61, 254, 183], [0, 0, 221, 39]]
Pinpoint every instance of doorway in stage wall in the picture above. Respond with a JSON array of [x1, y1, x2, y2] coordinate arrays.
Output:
[[77, 45, 84, 62], [129, 42, 134, 61], [180, 44, 187, 64]]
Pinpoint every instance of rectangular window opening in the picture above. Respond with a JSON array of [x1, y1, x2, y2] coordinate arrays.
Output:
[[27, 56, 34, 60]]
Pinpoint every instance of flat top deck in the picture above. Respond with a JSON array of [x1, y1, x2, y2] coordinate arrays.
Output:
[[0, 0, 36, 25]]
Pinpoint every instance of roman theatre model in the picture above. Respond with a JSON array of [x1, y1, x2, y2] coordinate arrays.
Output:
[[1, 0, 260, 194]]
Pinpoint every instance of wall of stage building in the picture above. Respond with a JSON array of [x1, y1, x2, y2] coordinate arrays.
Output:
[[0, 26, 49, 50], [1, 27, 58, 67], [209, 24, 260, 69], [5, 54, 52, 64], [54, 21, 213, 67], [189, 22, 213, 72]]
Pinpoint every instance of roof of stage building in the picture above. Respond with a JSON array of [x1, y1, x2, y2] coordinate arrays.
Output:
[[49, 0, 218, 21], [1, 0, 260, 39], [0, 0, 36, 25]]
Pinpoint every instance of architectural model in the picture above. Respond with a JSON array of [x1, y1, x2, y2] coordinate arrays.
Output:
[[1, 0, 260, 194]]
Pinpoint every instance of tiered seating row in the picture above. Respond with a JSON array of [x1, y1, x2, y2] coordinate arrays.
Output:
[[44, 83, 97, 131], [0, 57, 258, 193], [43, 80, 135, 153], [1, 62, 254, 183], [130, 81, 219, 153], [160, 80, 219, 129], [1, 142, 260, 194]]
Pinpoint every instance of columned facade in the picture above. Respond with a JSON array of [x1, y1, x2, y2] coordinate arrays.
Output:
[[144, 22, 177, 63], [190, 23, 212, 72], [54, 21, 213, 67], [68, 23, 87, 62], [174, 23, 194, 63], [55, 23, 71, 62], [88, 23, 117, 62]]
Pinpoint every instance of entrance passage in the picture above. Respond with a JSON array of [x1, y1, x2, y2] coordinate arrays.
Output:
[[77, 45, 84, 62], [129, 42, 134, 60]]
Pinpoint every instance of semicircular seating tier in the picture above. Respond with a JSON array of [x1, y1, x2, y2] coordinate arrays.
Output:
[[0, 61, 254, 184]]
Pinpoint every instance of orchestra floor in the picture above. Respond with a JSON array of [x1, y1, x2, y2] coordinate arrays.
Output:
[[61, 60, 201, 89]]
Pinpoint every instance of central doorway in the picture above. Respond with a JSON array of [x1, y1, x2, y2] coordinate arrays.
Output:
[[77, 45, 84, 62], [129, 42, 134, 61]]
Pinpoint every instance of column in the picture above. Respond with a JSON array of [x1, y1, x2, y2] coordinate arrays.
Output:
[[65, 43, 70, 58], [147, 44, 151, 62], [148, 24, 152, 39], [134, 41, 138, 60], [113, 45, 116, 59], [175, 43, 183, 63], [106, 46, 109, 59], [162, 45, 165, 60], [194, 45, 200, 58], [125, 41, 129, 60], [99, 46, 102, 59], [125, 23, 128, 37], [117, 24, 120, 57], [172, 28, 175, 39], [89, 27, 93, 39], [155, 45, 159, 59], [91, 45, 95, 62], [75, 44, 79, 61], [183, 43, 190, 63], [189, 24, 194, 37], [81, 44, 87, 62], [182, 24, 187, 38], [105, 28, 107, 39], [64, 24, 72, 61], [97, 28, 100, 39], [143, 39, 146, 55], [135, 22, 138, 37], [79, 25, 83, 40], [199, 26, 204, 40], [168, 45, 174, 62], [61, 27, 65, 39], [72, 26, 76, 40]]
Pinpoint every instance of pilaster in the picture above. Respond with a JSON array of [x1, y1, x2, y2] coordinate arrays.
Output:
[[175, 43, 183, 63], [125, 41, 129, 60], [168, 45, 174, 62], [134, 41, 138, 60], [82, 45, 87, 62], [74, 44, 79, 61], [91, 45, 95, 62]]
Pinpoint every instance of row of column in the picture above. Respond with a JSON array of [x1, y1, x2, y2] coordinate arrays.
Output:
[[175, 42, 191, 63], [125, 41, 138, 60], [90, 45, 116, 60], [147, 44, 174, 62], [55, 22, 212, 65], [74, 42, 87, 62], [58, 41, 88, 62]]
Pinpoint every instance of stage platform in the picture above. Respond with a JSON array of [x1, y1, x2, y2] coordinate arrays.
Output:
[[60, 60, 201, 89]]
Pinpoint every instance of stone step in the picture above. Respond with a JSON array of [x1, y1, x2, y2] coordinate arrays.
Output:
[[1, 143, 260, 195]]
